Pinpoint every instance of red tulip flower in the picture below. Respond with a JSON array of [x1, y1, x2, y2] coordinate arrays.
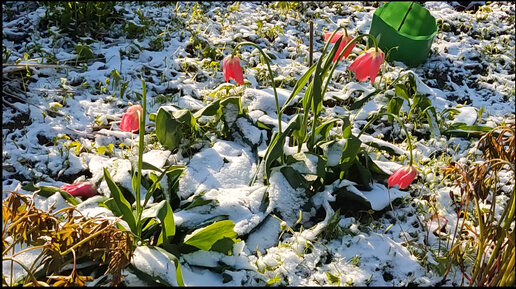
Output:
[[120, 104, 143, 133], [324, 32, 355, 62], [222, 55, 244, 85], [347, 47, 385, 83], [387, 165, 417, 189], [60, 182, 97, 198]]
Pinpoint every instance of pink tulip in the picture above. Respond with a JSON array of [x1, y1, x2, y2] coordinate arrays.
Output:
[[387, 165, 417, 189], [120, 104, 143, 132], [222, 55, 244, 85], [60, 182, 97, 198], [347, 47, 385, 83], [324, 32, 355, 62]]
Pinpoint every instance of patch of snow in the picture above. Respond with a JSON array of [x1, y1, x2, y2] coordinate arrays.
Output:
[[451, 106, 478, 125], [267, 169, 307, 226], [130, 246, 179, 286]]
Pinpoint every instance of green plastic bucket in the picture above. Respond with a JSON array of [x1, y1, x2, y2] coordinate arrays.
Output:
[[368, 2, 438, 67]]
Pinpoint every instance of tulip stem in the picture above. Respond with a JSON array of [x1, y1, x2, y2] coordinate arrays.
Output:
[[376, 46, 399, 89], [233, 42, 282, 135], [309, 20, 313, 75], [357, 112, 414, 167], [135, 76, 147, 238]]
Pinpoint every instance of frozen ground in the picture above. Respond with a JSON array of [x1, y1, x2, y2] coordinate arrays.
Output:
[[2, 1, 515, 286]]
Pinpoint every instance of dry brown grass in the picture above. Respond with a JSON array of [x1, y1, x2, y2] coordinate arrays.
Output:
[[2, 191, 133, 286], [443, 122, 515, 286]]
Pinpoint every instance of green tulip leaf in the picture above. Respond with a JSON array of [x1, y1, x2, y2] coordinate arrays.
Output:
[[263, 114, 301, 181], [103, 167, 137, 232], [21, 183, 80, 206], [156, 107, 197, 152], [183, 220, 239, 252]]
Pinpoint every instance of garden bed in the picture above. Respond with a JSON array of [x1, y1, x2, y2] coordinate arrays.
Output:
[[2, 1, 515, 286]]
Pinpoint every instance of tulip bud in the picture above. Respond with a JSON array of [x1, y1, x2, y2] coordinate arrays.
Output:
[[60, 182, 97, 198], [120, 104, 143, 133], [324, 32, 355, 62], [387, 165, 417, 189], [222, 55, 244, 85], [347, 47, 385, 83]]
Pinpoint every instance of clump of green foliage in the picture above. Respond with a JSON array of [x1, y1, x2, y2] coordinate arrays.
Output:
[[40, 2, 123, 40]]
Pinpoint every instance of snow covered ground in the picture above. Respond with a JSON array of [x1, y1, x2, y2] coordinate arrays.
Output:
[[2, 1, 515, 286]]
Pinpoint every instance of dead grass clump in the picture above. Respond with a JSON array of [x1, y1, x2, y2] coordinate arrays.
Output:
[[443, 122, 515, 286], [2, 191, 133, 286]]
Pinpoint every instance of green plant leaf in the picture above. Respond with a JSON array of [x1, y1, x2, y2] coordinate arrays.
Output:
[[339, 135, 362, 172], [442, 124, 493, 138], [314, 119, 338, 144], [103, 167, 137, 232], [181, 192, 217, 210], [321, 33, 343, 76], [361, 136, 404, 156], [394, 83, 410, 101], [183, 220, 238, 251], [326, 272, 341, 285], [152, 246, 185, 287], [263, 114, 301, 181], [103, 198, 122, 216], [365, 159, 390, 177], [296, 81, 313, 146], [155, 107, 180, 151], [425, 106, 441, 137], [220, 97, 242, 128], [267, 274, 282, 285], [320, 208, 342, 240], [156, 107, 197, 151], [75, 43, 95, 60], [350, 89, 381, 110], [309, 73, 323, 145], [279, 166, 309, 190], [407, 72, 417, 94], [193, 99, 221, 118], [141, 219, 159, 234], [210, 237, 237, 255], [220, 97, 241, 111], [131, 171, 140, 199], [22, 183, 79, 206], [387, 96, 404, 122], [280, 63, 317, 114], [190, 215, 230, 232], [146, 165, 185, 205], [259, 191, 269, 213], [348, 158, 372, 190], [341, 116, 352, 138], [334, 186, 373, 214], [256, 120, 274, 130], [175, 260, 185, 286], [286, 152, 326, 179], [412, 93, 432, 113], [193, 97, 241, 122], [141, 161, 164, 173], [166, 165, 185, 203], [155, 200, 176, 245]]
